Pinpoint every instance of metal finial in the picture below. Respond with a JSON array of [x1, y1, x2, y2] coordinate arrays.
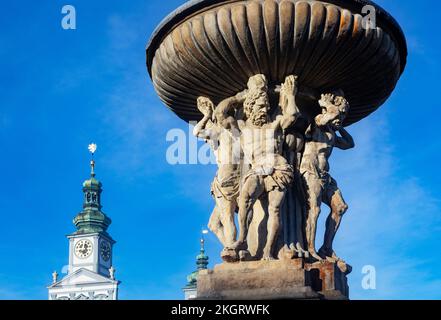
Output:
[[201, 229, 208, 251], [88, 143, 97, 177], [200, 237, 205, 251], [90, 160, 96, 177]]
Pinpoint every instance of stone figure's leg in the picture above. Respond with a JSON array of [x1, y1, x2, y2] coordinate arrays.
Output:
[[208, 205, 225, 247], [218, 198, 239, 263], [319, 178, 348, 260], [233, 175, 264, 251], [285, 134, 296, 165], [282, 135, 297, 252], [263, 188, 286, 260], [295, 202, 308, 257], [294, 176, 308, 257], [287, 189, 296, 249], [303, 173, 323, 261], [218, 197, 237, 248]]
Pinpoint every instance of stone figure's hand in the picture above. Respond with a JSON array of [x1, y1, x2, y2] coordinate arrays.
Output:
[[284, 75, 298, 95], [280, 75, 298, 109], [319, 93, 334, 109], [197, 96, 214, 117]]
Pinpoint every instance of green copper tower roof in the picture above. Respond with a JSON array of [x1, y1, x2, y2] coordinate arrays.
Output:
[[72, 148, 111, 235], [185, 237, 209, 288]]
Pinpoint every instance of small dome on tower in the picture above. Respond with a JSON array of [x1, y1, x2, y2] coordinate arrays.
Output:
[[82, 176, 102, 189]]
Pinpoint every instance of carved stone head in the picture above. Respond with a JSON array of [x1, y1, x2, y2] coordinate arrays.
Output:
[[244, 74, 270, 126], [317, 90, 349, 129]]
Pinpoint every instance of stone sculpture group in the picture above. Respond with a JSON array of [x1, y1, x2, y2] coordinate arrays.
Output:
[[194, 74, 354, 263], [146, 0, 407, 299]]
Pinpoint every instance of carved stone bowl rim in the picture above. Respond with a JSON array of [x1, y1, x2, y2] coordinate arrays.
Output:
[[146, 0, 407, 77]]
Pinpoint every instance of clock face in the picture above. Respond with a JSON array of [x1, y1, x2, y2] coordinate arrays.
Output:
[[74, 239, 93, 259], [100, 241, 111, 262]]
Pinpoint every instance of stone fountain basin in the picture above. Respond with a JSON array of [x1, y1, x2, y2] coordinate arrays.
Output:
[[146, 0, 407, 126]]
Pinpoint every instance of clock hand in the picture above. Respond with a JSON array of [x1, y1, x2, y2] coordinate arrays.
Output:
[[81, 244, 89, 255]]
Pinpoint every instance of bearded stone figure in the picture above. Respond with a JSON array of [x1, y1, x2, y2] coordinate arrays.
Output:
[[194, 73, 354, 265]]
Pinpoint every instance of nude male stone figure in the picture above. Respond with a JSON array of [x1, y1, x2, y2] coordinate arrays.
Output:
[[215, 74, 301, 260], [193, 97, 241, 261], [300, 91, 355, 261]]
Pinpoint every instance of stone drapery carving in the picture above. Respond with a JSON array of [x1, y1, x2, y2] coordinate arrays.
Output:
[[194, 74, 354, 263]]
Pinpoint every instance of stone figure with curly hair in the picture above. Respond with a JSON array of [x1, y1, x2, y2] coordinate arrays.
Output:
[[300, 90, 355, 261]]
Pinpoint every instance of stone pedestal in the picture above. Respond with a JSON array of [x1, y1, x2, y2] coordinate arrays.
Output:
[[197, 259, 351, 300], [306, 260, 352, 300]]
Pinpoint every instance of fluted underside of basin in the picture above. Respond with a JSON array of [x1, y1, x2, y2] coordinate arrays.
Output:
[[148, 0, 406, 125]]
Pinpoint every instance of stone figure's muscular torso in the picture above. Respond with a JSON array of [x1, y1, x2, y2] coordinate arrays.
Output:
[[300, 124, 336, 177], [209, 124, 241, 183], [238, 116, 287, 173]]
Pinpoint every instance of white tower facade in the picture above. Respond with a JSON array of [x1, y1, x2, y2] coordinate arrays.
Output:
[[48, 145, 120, 300]]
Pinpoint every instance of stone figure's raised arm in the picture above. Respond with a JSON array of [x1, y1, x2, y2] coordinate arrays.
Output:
[[335, 127, 355, 150], [193, 96, 215, 140], [214, 90, 247, 131], [279, 75, 301, 130]]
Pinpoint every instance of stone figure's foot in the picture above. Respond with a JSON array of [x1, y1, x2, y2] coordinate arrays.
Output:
[[318, 247, 342, 263], [288, 243, 301, 258], [308, 249, 324, 262], [337, 259, 352, 274], [318, 247, 331, 259], [295, 242, 309, 258], [278, 245, 295, 260], [238, 250, 252, 261], [221, 248, 239, 263], [262, 254, 276, 261], [231, 240, 247, 252]]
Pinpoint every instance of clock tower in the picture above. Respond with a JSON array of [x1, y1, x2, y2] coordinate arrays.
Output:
[[48, 144, 120, 300]]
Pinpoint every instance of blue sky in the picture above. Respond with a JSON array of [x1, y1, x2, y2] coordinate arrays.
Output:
[[0, 0, 440, 300]]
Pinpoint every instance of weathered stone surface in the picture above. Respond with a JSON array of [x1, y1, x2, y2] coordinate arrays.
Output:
[[197, 259, 319, 300], [306, 260, 351, 299], [197, 259, 351, 300]]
